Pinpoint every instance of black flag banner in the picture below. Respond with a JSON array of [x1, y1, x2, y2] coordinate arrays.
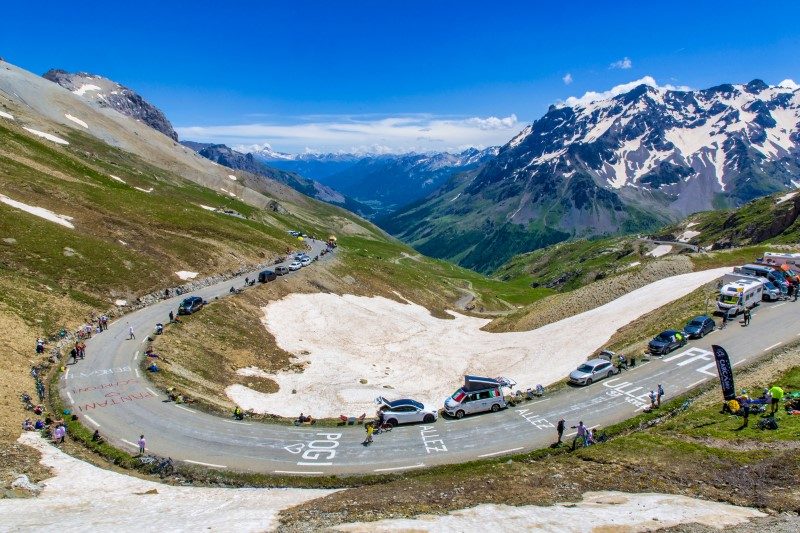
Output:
[[711, 344, 736, 401]]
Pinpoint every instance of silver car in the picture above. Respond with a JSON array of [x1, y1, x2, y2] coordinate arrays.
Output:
[[288, 260, 302, 271], [375, 397, 438, 426], [569, 358, 618, 385]]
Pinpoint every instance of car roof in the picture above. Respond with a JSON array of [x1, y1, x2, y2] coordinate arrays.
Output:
[[688, 315, 709, 322], [660, 329, 678, 335], [583, 359, 609, 366], [388, 399, 424, 409]]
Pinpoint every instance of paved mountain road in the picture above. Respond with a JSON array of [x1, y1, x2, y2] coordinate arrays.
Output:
[[59, 257, 800, 475]]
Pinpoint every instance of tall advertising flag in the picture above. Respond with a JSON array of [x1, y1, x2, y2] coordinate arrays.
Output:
[[711, 344, 736, 401]]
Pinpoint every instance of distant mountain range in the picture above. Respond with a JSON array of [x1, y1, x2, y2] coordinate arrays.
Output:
[[249, 146, 498, 214], [380, 79, 800, 272], [180, 142, 374, 216]]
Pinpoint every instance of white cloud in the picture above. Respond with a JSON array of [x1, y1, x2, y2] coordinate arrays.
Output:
[[177, 114, 520, 155], [610, 57, 633, 69], [563, 76, 691, 107], [562, 73, 573, 85], [778, 78, 799, 90]]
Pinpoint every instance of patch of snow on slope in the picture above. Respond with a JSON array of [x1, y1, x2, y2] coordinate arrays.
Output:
[[0, 110, 13, 120], [199, 204, 216, 211], [664, 119, 719, 157], [0, 433, 336, 532], [227, 267, 728, 417], [114, 299, 127, 306], [64, 113, 88, 128], [776, 191, 798, 204], [449, 192, 462, 202], [72, 83, 102, 96], [334, 491, 764, 533], [0, 194, 74, 229], [677, 230, 701, 242], [109, 175, 126, 184], [584, 113, 618, 143], [508, 124, 532, 148], [23, 128, 69, 145], [175, 271, 198, 280], [228, 174, 237, 181], [133, 186, 153, 193], [646, 244, 672, 257]]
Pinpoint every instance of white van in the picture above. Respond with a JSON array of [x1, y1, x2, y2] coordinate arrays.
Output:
[[761, 252, 800, 269], [721, 273, 779, 301], [717, 279, 763, 315], [444, 375, 512, 419]]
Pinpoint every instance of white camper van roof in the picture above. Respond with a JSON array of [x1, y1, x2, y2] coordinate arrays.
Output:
[[721, 279, 762, 292]]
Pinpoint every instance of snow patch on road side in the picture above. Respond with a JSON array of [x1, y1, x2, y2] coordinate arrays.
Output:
[[175, 271, 198, 280], [628, 261, 641, 268], [114, 299, 127, 306], [646, 244, 672, 257], [0, 194, 74, 229], [227, 267, 729, 417], [334, 491, 764, 532], [0, 433, 336, 532], [64, 113, 88, 128], [23, 127, 69, 145], [0, 110, 14, 120]]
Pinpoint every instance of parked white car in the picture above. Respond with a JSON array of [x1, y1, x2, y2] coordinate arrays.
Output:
[[375, 396, 438, 426], [288, 260, 302, 271]]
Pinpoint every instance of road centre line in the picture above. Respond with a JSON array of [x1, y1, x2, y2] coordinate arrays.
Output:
[[274, 470, 324, 475], [135, 368, 140, 377], [66, 391, 74, 403], [296, 462, 333, 466], [83, 415, 100, 427], [477, 447, 524, 458], [221, 419, 252, 426], [120, 438, 138, 448], [764, 342, 782, 351], [773, 302, 787, 308], [146, 387, 158, 395], [733, 358, 747, 367], [175, 405, 195, 413], [374, 463, 426, 472], [184, 459, 227, 469]]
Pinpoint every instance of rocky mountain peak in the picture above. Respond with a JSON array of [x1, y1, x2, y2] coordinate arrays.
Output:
[[43, 69, 179, 141]]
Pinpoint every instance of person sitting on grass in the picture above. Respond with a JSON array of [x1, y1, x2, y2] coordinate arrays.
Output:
[[234, 406, 244, 420]]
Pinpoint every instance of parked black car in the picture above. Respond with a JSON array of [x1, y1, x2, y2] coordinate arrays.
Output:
[[258, 270, 277, 283], [683, 315, 715, 338], [648, 329, 687, 355], [178, 296, 204, 315]]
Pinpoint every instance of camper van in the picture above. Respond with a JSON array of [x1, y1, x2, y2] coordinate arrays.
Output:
[[734, 264, 788, 294], [717, 279, 763, 315], [721, 272, 780, 301], [443, 375, 514, 419], [761, 252, 800, 269]]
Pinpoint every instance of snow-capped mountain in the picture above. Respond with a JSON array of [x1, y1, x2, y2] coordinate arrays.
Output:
[[250, 146, 499, 214], [43, 69, 179, 141], [381, 79, 800, 272]]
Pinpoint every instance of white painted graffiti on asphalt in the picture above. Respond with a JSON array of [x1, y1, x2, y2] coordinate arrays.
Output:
[[61, 366, 132, 380], [663, 347, 717, 375], [516, 408, 555, 430], [284, 432, 341, 466], [603, 378, 650, 409], [420, 425, 447, 453]]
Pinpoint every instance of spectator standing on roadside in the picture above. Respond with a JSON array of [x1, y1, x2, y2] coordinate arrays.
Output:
[[649, 390, 657, 409], [138, 434, 146, 454], [168, 310, 175, 323], [769, 385, 784, 415], [556, 418, 565, 445], [657, 384, 664, 408], [128, 323, 135, 340], [571, 421, 587, 450], [743, 308, 751, 327]]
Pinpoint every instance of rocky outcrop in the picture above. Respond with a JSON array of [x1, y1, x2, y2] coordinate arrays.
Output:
[[43, 69, 179, 141]]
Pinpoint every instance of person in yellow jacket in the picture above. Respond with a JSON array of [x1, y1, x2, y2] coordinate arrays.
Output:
[[363, 422, 375, 445], [769, 385, 784, 415]]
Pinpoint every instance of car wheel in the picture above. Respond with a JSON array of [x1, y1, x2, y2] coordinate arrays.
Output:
[[386, 419, 397, 428], [423, 414, 435, 423], [491, 403, 500, 413], [606, 371, 613, 379], [455, 410, 465, 419], [586, 378, 593, 385]]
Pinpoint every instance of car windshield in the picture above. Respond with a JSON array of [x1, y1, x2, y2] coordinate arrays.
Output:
[[576, 364, 593, 373], [720, 294, 740, 304], [657, 332, 673, 341], [688, 319, 704, 327]]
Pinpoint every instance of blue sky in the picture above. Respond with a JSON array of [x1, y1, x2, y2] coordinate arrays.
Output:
[[2, 1, 799, 153]]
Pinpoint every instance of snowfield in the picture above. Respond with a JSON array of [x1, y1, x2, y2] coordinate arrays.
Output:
[[23, 127, 69, 145], [65, 113, 88, 128], [334, 491, 764, 532], [0, 194, 75, 229], [72, 83, 102, 96], [227, 267, 729, 417], [0, 433, 336, 532], [646, 244, 672, 257]]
